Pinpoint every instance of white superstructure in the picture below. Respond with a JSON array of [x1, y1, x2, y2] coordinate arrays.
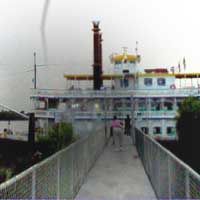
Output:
[[30, 48, 200, 141]]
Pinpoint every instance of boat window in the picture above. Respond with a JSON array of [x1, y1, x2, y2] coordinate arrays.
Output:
[[113, 100, 123, 111], [37, 101, 46, 110], [167, 127, 175, 135], [124, 78, 129, 87], [130, 60, 135, 64], [120, 79, 123, 87], [151, 100, 161, 111], [144, 78, 152, 86], [123, 70, 129, 73], [153, 127, 162, 134], [157, 78, 166, 86], [120, 78, 129, 88], [115, 61, 122, 64], [141, 127, 148, 134], [164, 101, 173, 110], [138, 100, 146, 111], [124, 99, 131, 111], [48, 99, 59, 109]]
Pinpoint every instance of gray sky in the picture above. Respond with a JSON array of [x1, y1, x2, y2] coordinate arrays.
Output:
[[0, 0, 200, 110]]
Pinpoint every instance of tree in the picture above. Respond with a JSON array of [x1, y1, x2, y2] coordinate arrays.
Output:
[[176, 96, 200, 172], [37, 122, 75, 156]]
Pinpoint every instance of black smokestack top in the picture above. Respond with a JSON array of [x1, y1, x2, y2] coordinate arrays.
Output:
[[92, 21, 103, 90]]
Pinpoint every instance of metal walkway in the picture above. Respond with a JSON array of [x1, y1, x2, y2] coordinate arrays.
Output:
[[75, 135, 156, 200]]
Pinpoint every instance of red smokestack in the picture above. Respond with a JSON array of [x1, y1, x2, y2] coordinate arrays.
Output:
[[99, 33, 103, 86], [92, 21, 103, 90]]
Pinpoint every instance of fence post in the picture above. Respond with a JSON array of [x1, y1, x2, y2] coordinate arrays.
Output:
[[57, 155, 60, 199], [157, 148, 161, 197], [168, 156, 172, 199], [32, 168, 36, 199], [72, 146, 75, 199], [28, 113, 35, 152], [185, 170, 190, 198], [131, 95, 135, 145]]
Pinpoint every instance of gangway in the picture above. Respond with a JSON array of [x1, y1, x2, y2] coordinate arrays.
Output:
[[0, 119, 200, 199]]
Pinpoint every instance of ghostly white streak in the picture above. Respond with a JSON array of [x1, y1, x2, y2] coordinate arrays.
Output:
[[41, 0, 50, 65]]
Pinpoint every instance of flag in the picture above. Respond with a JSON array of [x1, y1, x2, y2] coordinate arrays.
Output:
[[170, 66, 175, 73], [135, 41, 138, 55], [178, 62, 181, 73], [183, 57, 186, 70]]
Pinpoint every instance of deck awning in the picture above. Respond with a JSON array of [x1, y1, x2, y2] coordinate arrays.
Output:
[[64, 74, 135, 80], [64, 72, 200, 80]]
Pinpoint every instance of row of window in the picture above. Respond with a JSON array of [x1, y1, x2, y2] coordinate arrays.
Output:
[[138, 101, 174, 111], [115, 60, 136, 64], [141, 126, 175, 135], [119, 77, 166, 88], [144, 78, 166, 86]]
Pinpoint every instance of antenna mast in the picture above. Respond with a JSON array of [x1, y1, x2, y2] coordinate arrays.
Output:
[[135, 41, 138, 55]]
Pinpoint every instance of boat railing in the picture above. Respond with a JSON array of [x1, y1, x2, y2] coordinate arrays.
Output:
[[34, 109, 65, 116], [34, 110, 177, 119], [31, 88, 200, 97], [136, 110, 177, 117], [72, 110, 176, 119]]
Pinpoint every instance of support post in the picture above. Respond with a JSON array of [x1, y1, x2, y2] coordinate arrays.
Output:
[[104, 91, 108, 141], [32, 168, 36, 199], [131, 95, 135, 145], [168, 156, 172, 199], [34, 52, 37, 89], [28, 113, 35, 152], [185, 170, 190, 198], [57, 155, 60, 199]]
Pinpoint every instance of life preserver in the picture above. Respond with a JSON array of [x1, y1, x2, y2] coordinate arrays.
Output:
[[170, 84, 176, 89]]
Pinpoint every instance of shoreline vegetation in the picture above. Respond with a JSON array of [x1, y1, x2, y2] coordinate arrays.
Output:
[[0, 122, 77, 184], [160, 97, 200, 174]]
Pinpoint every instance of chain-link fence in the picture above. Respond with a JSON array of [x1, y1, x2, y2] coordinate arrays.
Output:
[[135, 127, 200, 199], [0, 119, 107, 199]]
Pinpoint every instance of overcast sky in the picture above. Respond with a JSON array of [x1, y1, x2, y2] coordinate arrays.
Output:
[[0, 0, 200, 110]]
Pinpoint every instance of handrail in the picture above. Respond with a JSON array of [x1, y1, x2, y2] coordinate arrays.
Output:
[[135, 127, 200, 198], [0, 120, 107, 199], [30, 88, 200, 98], [135, 127, 200, 178]]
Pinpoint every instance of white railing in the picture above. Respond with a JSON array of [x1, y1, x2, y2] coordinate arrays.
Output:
[[136, 110, 176, 118], [73, 111, 132, 119], [34, 110, 62, 118], [30, 88, 200, 98], [72, 110, 176, 120], [0, 120, 107, 199], [135, 128, 200, 199], [34, 110, 176, 120]]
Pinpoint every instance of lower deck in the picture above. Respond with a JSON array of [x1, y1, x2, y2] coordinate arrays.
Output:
[[31, 92, 195, 140]]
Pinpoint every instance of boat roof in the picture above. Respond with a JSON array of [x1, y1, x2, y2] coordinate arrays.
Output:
[[110, 54, 140, 62], [64, 73, 200, 80]]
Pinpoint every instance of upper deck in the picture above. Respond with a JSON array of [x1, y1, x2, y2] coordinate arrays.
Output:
[[30, 87, 200, 99]]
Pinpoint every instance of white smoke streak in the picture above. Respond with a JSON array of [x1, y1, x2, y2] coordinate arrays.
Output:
[[41, 0, 50, 65]]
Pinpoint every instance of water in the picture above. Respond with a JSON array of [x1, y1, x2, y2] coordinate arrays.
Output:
[[0, 121, 28, 135]]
